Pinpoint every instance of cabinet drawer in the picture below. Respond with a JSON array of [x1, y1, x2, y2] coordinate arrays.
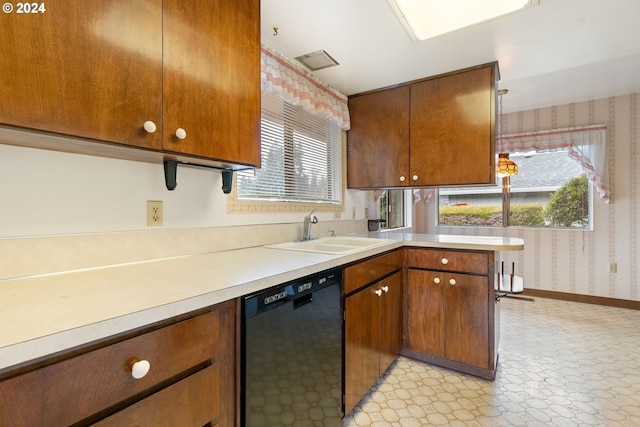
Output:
[[407, 248, 488, 275], [0, 309, 220, 427], [344, 250, 403, 294], [93, 364, 220, 427]]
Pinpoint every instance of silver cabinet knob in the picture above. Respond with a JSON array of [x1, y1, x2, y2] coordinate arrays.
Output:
[[374, 288, 383, 297], [449, 278, 457, 286], [412, 175, 418, 181], [441, 258, 449, 265], [382, 285, 389, 293], [399, 176, 406, 182], [433, 277, 441, 284]]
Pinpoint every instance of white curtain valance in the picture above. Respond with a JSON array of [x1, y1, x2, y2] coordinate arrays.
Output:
[[498, 125, 609, 203], [261, 45, 350, 130]]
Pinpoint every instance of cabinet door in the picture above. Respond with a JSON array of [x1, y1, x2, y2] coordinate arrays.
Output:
[[406, 269, 446, 357], [344, 285, 380, 415], [410, 65, 496, 186], [92, 366, 219, 427], [445, 274, 489, 368], [378, 272, 403, 374], [0, 0, 163, 149], [162, 0, 260, 166], [347, 86, 410, 188]]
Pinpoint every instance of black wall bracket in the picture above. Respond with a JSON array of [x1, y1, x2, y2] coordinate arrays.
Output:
[[164, 160, 179, 191], [221, 170, 234, 194], [163, 160, 235, 194]]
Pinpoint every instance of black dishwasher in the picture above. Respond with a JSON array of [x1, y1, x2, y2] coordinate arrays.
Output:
[[241, 268, 343, 426]]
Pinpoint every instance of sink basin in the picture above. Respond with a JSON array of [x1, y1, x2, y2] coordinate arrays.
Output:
[[265, 236, 391, 255]]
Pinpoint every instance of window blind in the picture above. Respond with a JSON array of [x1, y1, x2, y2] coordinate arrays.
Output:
[[237, 92, 342, 204]]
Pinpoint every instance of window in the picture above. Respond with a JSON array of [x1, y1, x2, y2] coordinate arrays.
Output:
[[237, 92, 342, 204], [438, 149, 591, 228], [379, 189, 406, 229]]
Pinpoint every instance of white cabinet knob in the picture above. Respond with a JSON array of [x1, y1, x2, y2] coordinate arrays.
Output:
[[374, 289, 383, 297], [441, 258, 449, 265], [131, 359, 151, 379], [175, 128, 187, 140], [449, 278, 457, 286], [382, 285, 389, 293], [143, 121, 157, 134], [433, 277, 441, 284], [412, 175, 418, 181], [399, 176, 406, 182]]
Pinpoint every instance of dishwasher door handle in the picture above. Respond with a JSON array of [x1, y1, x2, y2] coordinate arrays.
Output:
[[293, 293, 313, 309]]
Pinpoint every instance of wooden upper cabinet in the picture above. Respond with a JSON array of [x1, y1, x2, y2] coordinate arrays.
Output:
[[0, 0, 260, 168], [410, 65, 496, 186], [0, 0, 163, 150], [162, 0, 260, 166], [346, 62, 498, 189], [347, 86, 410, 188]]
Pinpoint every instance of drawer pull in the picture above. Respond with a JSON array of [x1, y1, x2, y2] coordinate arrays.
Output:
[[399, 176, 406, 182], [441, 258, 449, 265], [175, 128, 187, 140], [449, 278, 457, 286], [412, 175, 418, 181], [130, 359, 151, 379], [143, 120, 157, 133], [374, 289, 383, 297], [381, 285, 389, 293], [433, 277, 441, 284]]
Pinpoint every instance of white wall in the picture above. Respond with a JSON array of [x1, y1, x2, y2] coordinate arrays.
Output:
[[416, 93, 640, 302], [0, 143, 370, 238]]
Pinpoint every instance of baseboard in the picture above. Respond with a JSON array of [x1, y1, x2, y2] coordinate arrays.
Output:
[[522, 288, 640, 310]]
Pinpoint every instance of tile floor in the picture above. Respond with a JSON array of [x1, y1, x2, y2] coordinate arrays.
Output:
[[343, 297, 640, 426]]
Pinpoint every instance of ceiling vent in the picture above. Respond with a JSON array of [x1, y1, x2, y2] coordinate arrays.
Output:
[[295, 50, 339, 71]]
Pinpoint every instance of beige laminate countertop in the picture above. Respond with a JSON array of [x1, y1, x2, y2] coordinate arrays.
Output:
[[0, 233, 523, 372]]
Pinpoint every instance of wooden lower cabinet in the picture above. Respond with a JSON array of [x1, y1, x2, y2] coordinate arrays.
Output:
[[406, 270, 489, 367], [0, 300, 237, 427], [344, 270, 403, 415], [404, 248, 497, 379]]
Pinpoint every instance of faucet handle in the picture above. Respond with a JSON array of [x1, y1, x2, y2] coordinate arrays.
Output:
[[328, 229, 336, 237]]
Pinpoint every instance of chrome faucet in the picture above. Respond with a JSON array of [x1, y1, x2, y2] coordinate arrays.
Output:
[[302, 208, 318, 240]]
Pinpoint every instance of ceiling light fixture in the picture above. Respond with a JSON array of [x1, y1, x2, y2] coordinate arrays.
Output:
[[387, 0, 537, 42], [295, 50, 339, 71]]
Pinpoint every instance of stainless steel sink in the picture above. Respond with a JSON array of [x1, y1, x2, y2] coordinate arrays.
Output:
[[264, 236, 391, 255]]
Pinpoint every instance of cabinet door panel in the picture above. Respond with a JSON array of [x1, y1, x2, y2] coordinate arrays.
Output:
[[93, 365, 219, 427], [410, 66, 495, 185], [347, 87, 410, 188], [406, 270, 445, 357], [344, 286, 379, 415], [162, 0, 260, 166], [407, 248, 488, 275], [344, 250, 404, 294], [379, 272, 403, 374], [0, 0, 163, 149], [446, 274, 489, 367]]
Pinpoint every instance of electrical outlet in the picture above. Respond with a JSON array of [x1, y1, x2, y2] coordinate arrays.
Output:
[[608, 262, 617, 273], [147, 200, 163, 227]]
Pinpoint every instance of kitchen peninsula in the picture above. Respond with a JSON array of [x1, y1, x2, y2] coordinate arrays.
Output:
[[0, 233, 523, 425]]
